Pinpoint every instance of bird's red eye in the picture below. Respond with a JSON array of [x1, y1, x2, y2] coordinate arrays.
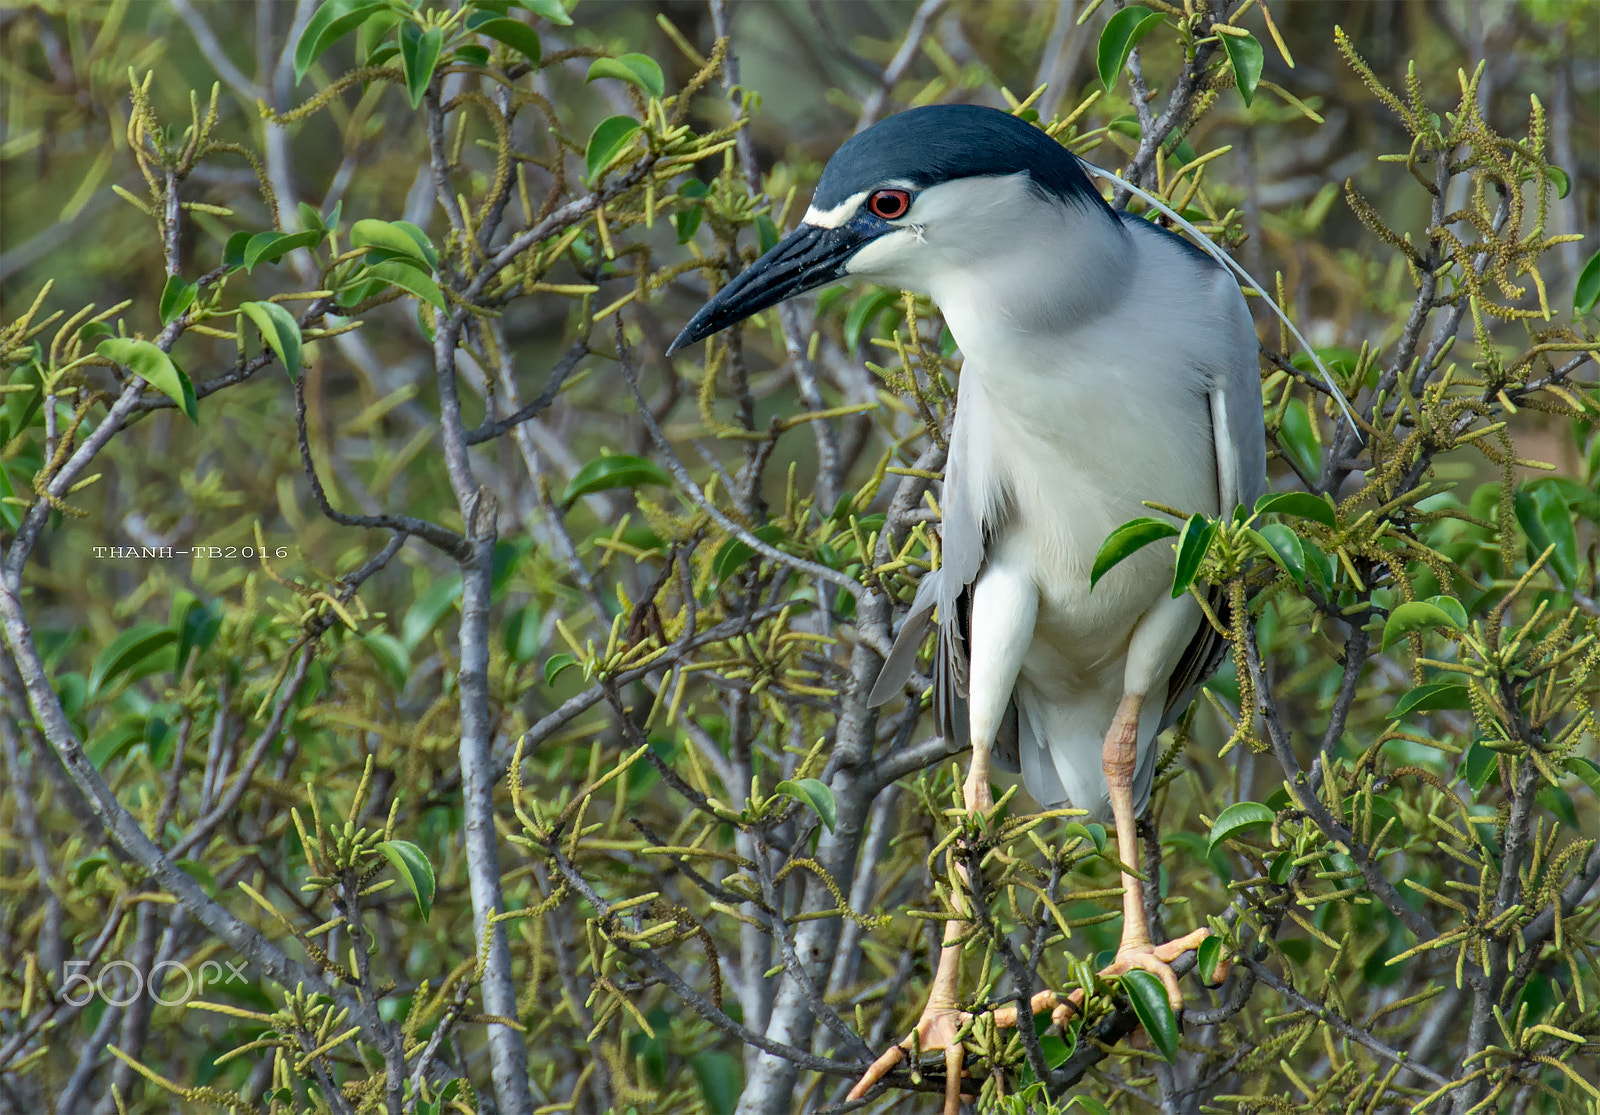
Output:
[[866, 188, 912, 220]]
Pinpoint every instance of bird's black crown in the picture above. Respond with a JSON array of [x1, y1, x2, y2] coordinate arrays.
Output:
[[812, 104, 1114, 217]]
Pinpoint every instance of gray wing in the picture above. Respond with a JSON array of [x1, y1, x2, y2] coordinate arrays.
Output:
[[868, 374, 998, 750], [1160, 324, 1268, 728]]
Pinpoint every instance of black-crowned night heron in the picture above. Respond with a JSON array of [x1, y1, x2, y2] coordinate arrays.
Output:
[[670, 103, 1267, 1112]]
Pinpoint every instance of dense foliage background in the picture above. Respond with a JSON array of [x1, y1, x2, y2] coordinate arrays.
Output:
[[2, 1, 1598, 1113]]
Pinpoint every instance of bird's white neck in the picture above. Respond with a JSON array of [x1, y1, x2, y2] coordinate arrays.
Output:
[[923, 179, 1133, 353], [930, 220, 1132, 374]]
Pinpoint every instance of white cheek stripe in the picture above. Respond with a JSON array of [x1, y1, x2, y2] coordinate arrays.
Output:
[[803, 191, 868, 229]]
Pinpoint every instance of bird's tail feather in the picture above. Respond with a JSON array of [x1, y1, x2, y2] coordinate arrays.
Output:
[[866, 572, 941, 707]]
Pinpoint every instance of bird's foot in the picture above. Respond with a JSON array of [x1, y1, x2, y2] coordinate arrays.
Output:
[[847, 1002, 976, 1115], [1101, 926, 1218, 1010], [992, 928, 1229, 1035], [992, 987, 1083, 1032]]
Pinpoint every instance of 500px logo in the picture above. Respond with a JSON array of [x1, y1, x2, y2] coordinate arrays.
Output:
[[61, 958, 248, 1007]]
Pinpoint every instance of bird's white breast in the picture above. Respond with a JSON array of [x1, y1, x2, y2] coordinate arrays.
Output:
[[934, 229, 1223, 674]]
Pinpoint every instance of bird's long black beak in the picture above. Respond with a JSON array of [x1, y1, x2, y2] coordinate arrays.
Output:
[[667, 223, 869, 354]]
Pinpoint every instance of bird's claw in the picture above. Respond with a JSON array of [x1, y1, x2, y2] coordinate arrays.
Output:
[[1101, 926, 1214, 1011], [847, 1004, 976, 1115], [850, 932, 1221, 1110], [991, 987, 1085, 1032], [993, 928, 1222, 1034]]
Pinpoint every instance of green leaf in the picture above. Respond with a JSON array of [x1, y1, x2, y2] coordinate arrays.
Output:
[[1565, 756, 1600, 800], [378, 839, 436, 919], [1107, 114, 1142, 141], [493, 537, 531, 600], [401, 575, 462, 652], [78, 321, 114, 345], [1222, 31, 1265, 106], [1065, 821, 1107, 854], [468, 16, 540, 65], [239, 300, 304, 380], [1537, 784, 1579, 828], [97, 338, 197, 422], [0, 465, 18, 533], [72, 854, 109, 887], [174, 599, 222, 674], [295, 0, 387, 83], [1035, 1033, 1073, 1070], [775, 777, 836, 831], [146, 714, 173, 768], [1515, 481, 1579, 588], [1097, 6, 1165, 91], [1066, 1098, 1112, 1115], [675, 205, 703, 244], [1423, 594, 1467, 629], [712, 524, 787, 585], [1302, 537, 1335, 594], [1025, 1008, 1076, 1071], [544, 652, 577, 686], [243, 228, 325, 271], [87, 719, 147, 769], [364, 259, 447, 310], [1120, 968, 1179, 1062], [1389, 681, 1471, 719], [755, 213, 779, 255], [691, 1052, 741, 1115], [355, 9, 399, 63], [351, 218, 437, 270], [1090, 517, 1179, 589], [504, 603, 542, 663], [1547, 165, 1570, 199], [1207, 800, 1274, 856], [89, 624, 177, 697], [1251, 522, 1306, 588], [844, 287, 902, 353], [1465, 740, 1499, 795], [515, 0, 572, 25], [1196, 935, 1226, 984], [1548, 477, 1600, 525], [362, 633, 409, 689], [1255, 490, 1337, 529], [242, 231, 283, 271], [174, 857, 218, 898], [222, 230, 252, 270], [585, 115, 642, 182], [1165, 135, 1199, 166], [1277, 397, 1323, 478], [1171, 514, 1216, 598], [159, 276, 196, 326], [336, 277, 388, 309], [562, 452, 671, 506], [1575, 249, 1600, 314], [400, 23, 444, 108], [586, 54, 664, 98], [387, 220, 438, 268], [1381, 599, 1466, 652]]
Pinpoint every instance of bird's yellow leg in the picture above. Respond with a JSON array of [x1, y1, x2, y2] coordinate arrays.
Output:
[[1098, 693, 1208, 1006], [847, 744, 993, 1114], [993, 694, 1219, 1037], [853, 563, 1033, 1108]]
